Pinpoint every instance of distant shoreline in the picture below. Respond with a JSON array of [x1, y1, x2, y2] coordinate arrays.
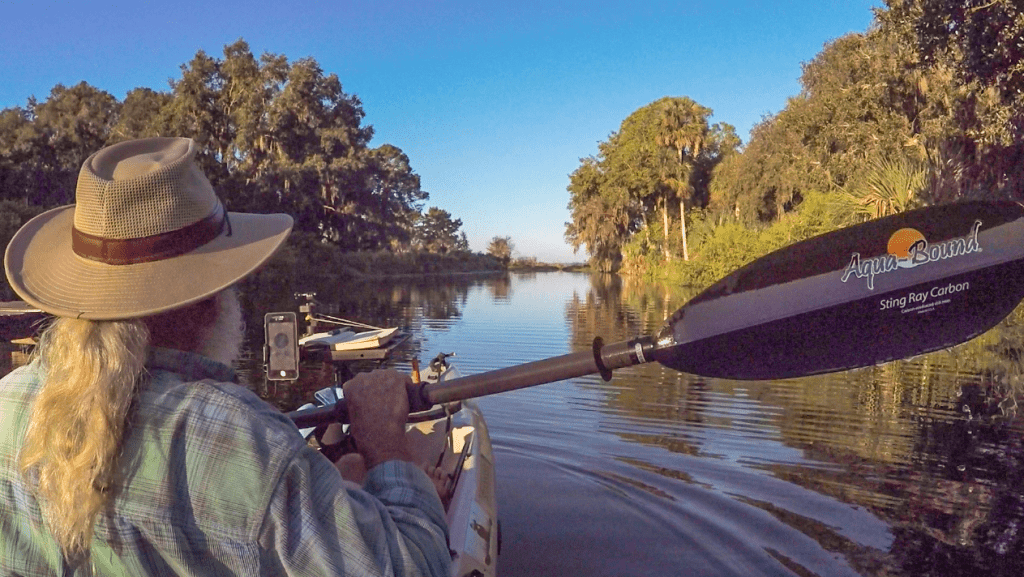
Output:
[[341, 262, 591, 279]]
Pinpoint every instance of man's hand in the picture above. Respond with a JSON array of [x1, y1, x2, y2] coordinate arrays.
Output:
[[342, 369, 414, 470], [334, 453, 367, 485]]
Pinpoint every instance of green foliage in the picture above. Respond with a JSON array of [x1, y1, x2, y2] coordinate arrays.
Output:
[[510, 256, 539, 269], [366, 144, 429, 251], [565, 156, 633, 272], [648, 191, 853, 289], [708, 25, 930, 224], [333, 250, 498, 276], [885, 0, 1024, 201], [620, 224, 666, 278], [760, 189, 853, 246], [0, 201, 45, 300], [901, 0, 1024, 100], [837, 155, 928, 219], [241, 230, 502, 317], [0, 39, 470, 268], [414, 207, 467, 254], [0, 83, 119, 207], [109, 88, 173, 142], [703, 1, 1023, 243], [565, 96, 735, 269], [668, 220, 766, 288], [156, 41, 386, 245], [486, 236, 514, 267], [708, 152, 749, 222]]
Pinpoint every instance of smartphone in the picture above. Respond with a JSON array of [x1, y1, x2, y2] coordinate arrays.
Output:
[[265, 312, 299, 380]]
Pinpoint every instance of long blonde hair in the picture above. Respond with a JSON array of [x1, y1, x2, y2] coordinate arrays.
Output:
[[19, 317, 149, 562]]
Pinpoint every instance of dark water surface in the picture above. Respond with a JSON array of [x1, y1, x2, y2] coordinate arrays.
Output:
[[247, 271, 1024, 576]]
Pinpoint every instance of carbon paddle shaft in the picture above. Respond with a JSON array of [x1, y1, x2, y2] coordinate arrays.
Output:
[[288, 337, 657, 428], [423, 336, 657, 404]]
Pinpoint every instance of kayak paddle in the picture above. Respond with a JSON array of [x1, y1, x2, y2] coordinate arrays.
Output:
[[289, 200, 1024, 427]]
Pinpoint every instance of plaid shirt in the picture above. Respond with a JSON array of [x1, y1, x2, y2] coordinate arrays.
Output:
[[0, 348, 450, 576]]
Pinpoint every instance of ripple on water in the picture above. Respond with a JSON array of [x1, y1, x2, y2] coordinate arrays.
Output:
[[249, 272, 1024, 576]]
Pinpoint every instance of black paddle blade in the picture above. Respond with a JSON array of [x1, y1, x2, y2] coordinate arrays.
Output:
[[653, 201, 1024, 380]]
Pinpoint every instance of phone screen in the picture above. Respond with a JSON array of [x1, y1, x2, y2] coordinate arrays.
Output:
[[265, 313, 299, 380]]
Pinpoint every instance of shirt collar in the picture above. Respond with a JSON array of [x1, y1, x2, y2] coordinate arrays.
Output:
[[146, 347, 238, 383]]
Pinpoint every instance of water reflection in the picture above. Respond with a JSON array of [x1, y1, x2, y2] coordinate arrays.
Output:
[[570, 272, 1024, 575], [236, 271, 1024, 575], [487, 273, 513, 302], [237, 272, 506, 409]]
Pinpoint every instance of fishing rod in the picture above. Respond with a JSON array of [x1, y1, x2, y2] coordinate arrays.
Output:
[[289, 200, 1024, 428]]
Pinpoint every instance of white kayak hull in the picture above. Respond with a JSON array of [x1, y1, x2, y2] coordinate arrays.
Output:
[[298, 361, 500, 576], [436, 399, 498, 577]]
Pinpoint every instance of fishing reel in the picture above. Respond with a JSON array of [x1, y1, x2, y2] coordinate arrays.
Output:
[[428, 351, 456, 374]]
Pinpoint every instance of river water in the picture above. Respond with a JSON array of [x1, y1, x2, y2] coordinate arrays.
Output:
[[247, 271, 1024, 576]]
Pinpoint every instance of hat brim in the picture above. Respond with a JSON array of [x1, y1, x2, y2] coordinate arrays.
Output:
[[4, 205, 293, 320]]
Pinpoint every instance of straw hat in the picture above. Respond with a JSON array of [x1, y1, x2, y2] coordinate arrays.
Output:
[[4, 137, 293, 320]]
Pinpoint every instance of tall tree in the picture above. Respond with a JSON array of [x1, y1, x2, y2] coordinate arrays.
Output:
[[657, 97, 712, 260], [0, 39, 446, 263], [365, 144, 429, 251], [109, 88, 173, 142], [414, 207, 467, 254], [708, 20, 940, 221], [887, 0, 1024, 200], [487, 236, 514, 267], [565, 156, 638, 271], [158, 40, 386, 245], [0, 83, 119, 207], [0, 107, 35, 204], [599, 98, 692, 262], [902, 0, 1024, 99], [601, 102, 669, 240], [565, 96, 727, 269]]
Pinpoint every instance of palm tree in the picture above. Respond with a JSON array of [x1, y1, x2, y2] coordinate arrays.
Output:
[[841, 156, 927, 219], [656, 98, 711, 261]]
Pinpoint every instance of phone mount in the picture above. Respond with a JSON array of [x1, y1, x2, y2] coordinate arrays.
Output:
[[264, 312, 300, 381]]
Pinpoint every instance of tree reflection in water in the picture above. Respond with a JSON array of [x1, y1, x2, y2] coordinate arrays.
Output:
[[890, 380, 1022, 576], [234, 270, 1023, 575], [237, 271, 499, 410], [569, 273, 1024, 576]]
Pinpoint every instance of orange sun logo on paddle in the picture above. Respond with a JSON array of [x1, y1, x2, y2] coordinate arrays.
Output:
[[842, 221, 983, 290], [887, 228, 926, 261]]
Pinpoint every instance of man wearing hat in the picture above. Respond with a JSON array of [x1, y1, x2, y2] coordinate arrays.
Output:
[[0, 138, 450, 574]]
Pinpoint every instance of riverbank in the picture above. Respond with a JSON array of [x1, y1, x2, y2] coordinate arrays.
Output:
[[274, 232, 588, 280], [510, 261, 589, 273]]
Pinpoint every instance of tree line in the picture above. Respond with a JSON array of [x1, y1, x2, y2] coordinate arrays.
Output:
[[1, 39, 476, 300], [565, 1, 1024, 278]]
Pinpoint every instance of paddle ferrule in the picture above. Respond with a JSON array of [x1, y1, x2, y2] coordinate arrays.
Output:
[[593, 336, 657, 380]]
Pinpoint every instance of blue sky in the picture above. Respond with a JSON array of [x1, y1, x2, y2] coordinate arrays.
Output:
[[1, 1, 879, 262]]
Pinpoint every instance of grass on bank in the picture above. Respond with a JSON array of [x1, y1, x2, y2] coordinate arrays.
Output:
[[622, 191, 852, 290]]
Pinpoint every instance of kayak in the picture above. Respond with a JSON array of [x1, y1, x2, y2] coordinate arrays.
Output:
[[293, 354, 500, 577]]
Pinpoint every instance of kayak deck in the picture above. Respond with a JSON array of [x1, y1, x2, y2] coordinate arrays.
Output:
[[306, 396, 500, 577], [408, 400, 499, 576]]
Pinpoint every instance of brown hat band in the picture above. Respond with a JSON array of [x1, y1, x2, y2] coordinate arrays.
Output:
[[71, 206, 228, 265]]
